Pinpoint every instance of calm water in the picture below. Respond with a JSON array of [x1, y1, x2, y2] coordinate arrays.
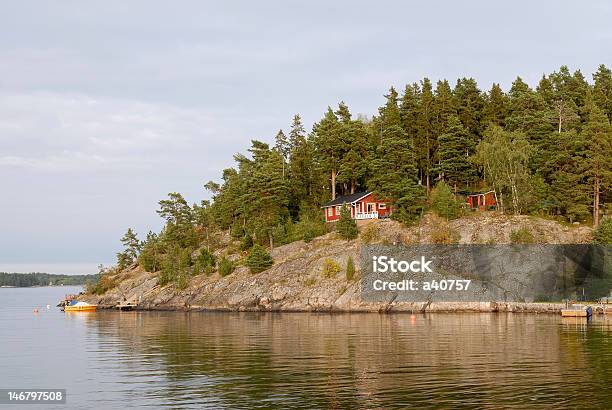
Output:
[[1, 287, 612, 409]]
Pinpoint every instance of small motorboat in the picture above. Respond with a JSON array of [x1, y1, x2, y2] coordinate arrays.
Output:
[[63, 300, 97, 312]]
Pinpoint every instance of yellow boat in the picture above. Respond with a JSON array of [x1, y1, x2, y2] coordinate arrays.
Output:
[[64, 301, 97, 312]]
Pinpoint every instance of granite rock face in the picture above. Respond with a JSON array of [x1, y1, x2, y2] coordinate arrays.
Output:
[[81, 214, 591, 312]]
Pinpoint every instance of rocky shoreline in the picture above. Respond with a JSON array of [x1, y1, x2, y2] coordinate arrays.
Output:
[[81, 214, 593, 314]]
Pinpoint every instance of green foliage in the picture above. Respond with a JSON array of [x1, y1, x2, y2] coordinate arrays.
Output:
[[230, 219, 245, 239], [138, 231, 163, 272], [369, 122, 425, 223], [239, 235, 254, 251], [322, 258, 341, 278], [474, 126, 532, 214], [430, 181, 462, 220], [292, 206, 326, 243], [246, 244, 273, 273], [218, 257, 235, 277], [346, 256, 355, 281], [593, 219, 612, 244], [176, 274, 189, 290], [192, 261, 201, 277], [436, 115, 476, 188], [336, 204, 358, 240], [116, 228, 141, 270], [197, 248, 216, 272], [510, 227, 536, 244], [87, 265, 118, 295], [360, 223, 379, 244], [106, 65, 610, 290]]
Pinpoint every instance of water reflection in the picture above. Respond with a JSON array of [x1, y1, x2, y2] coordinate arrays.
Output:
[[81, 312, 612, 408]]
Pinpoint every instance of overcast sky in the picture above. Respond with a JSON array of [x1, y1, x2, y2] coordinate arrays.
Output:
[[0, 1, 610, 274]]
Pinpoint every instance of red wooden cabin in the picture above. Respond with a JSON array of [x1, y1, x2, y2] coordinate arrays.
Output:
[[322, 191, 390, 222], [467, 191, 497, 210]]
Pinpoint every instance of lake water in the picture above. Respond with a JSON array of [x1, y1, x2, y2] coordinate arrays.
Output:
[[1, 286, 611, 409]]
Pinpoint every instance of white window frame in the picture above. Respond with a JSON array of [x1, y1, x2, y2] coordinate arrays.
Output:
[[367, 203, 375, 213], [378, 203, 386, 209], [336, 206, 342, 214], [327, 207, 333, 217]]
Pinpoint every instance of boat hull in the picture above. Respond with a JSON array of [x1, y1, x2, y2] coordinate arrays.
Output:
[[64, 305, 97, 312]]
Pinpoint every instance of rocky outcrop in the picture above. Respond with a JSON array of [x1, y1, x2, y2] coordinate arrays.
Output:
[[81, 213, 592, 313]]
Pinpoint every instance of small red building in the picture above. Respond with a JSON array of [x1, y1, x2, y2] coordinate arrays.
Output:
[[322, 191, 390, 222], [467, 191, 497, 210]]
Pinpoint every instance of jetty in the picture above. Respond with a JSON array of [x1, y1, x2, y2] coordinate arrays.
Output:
[[115, 285, 159, 311]]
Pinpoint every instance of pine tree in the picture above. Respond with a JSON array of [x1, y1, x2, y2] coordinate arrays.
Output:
[[245, 140, 289, 248], [436, 114, 476, 190], [336, 204, 358, 240], [380, 87, 402, 130], [246, 244, 273, 273], [430, 181, 461, 220], [369, 125, 425, 222], [274, 129, 290, 177], [415, 78, 435, 191], [338, 116, 369, 194], [433, 80, 457, 141], [482, 83, 507, 127], [582, 103, 612, 226], [506, 77, 554, 171], [593, 64, 612, 120], [313, 107, 344, 200], [400, 83, 420, 141], [288, 114, 306, 153], [453, 78, 485, 146], [546, 131, 590, 222]]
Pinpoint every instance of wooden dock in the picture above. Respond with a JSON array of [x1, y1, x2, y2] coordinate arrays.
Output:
[[115, 285, 159, 311], [561, 304, 593, 318]]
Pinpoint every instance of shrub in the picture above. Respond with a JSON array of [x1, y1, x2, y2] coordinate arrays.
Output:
[[219, 257, 235, 277], [180, 248, 193, 269], [510, 227, 535, 244], [346, 256, 355, 281], [430, 181, 461, 220], [159, 245, 180, 286], [192, 261, 201, 276], [322, 258, 341, 278], [230, 220, 245, 239], [246, 244, 273, 273], [360, 223, 378, 244], [337, 204, 358, 240], [593, 219, 612, 244], [176, 274, 189, 290], [87, 267, 119, 295], [430, 223, 460, 244], [197, 248, 216, 272], [240, 235, 254, 251]]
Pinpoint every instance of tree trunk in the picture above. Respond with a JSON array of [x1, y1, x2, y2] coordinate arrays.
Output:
[[350, 179, 356, 194], [268, 230, 274, 250], [593, 174, 600, 227], [331, 170, 337, 200]]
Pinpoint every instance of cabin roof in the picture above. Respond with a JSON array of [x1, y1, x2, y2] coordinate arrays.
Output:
[[467, 190, 495, 196], [321, 191, 372, 208]]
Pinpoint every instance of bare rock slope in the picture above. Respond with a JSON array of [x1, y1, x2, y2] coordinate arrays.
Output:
[[82, 213, 592, 312]]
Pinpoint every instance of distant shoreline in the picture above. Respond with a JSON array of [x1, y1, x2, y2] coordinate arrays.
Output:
[[0, 272, 99, 288], [0, 285, 84, 288]]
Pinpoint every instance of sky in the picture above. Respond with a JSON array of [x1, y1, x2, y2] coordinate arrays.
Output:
[[0, 1, 610, 275]]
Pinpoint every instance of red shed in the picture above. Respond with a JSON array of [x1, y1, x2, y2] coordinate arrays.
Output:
[[322, 191, 390, 222], [467, 191, 497, 210]]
